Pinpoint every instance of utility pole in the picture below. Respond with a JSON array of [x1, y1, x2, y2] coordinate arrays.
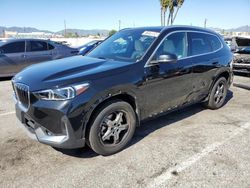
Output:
[[64, 20, 67, 37], [204, 18, 207, 28], [118, 20, 121, 31]]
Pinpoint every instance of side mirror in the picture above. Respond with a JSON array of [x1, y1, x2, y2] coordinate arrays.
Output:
[[157, 54, 177, 63]]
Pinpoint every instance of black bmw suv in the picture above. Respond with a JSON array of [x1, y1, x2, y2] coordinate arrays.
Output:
[[12, 26, 233, 155]]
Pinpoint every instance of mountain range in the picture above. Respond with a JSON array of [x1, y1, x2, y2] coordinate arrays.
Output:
[[0, 26, 110, 36], [209, 25, 250, 33], [0, 25, 249, 37]]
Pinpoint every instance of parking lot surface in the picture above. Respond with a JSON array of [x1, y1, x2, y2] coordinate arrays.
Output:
[[0, 76, 250, 188]]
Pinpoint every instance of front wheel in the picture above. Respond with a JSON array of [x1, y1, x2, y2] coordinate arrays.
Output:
[[88, 100, 136, 156], [204, 77, 228, 109]]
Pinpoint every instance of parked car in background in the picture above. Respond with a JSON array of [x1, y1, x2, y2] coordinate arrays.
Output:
[[224, 37, 236, 52], [78, 40, 103, 55], [12, 26, 233, 155], [0, 39, 78, 77], [229, 37, 250, 74], [233, 46, 250, 74]]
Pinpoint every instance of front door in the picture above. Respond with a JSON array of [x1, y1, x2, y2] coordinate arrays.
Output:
[[141, 32, 194, 118]]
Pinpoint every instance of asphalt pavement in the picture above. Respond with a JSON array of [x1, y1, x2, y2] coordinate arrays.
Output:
[[0, 75, 249, 188]]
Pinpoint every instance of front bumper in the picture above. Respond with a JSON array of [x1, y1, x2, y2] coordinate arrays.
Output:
[[14, 97, 85, 149]]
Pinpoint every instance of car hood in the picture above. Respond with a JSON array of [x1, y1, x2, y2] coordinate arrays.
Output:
[[14, 56, 133, 91]]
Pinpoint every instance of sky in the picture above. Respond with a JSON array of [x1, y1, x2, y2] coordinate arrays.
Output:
[[1, 0, 250, 32]]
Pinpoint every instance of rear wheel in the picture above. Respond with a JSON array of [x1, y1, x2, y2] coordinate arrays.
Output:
[[204, 77, 228, 109], [88, 100, 136, 156]]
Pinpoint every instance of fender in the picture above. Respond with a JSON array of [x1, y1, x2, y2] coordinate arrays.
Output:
[[204, 67, 232, 102], [80, 85, 140, 139]]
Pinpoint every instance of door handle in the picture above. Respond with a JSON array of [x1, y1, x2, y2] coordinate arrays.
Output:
[[21, 54, 27, 58]]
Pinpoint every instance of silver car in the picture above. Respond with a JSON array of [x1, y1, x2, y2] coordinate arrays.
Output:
[[0, 39, 78, 77]]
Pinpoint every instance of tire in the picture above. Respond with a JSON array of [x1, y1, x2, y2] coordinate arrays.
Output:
[[88, 100, 136, 156], [204, 77, 228, 110]]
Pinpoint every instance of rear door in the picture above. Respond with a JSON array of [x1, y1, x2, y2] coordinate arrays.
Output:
[[0, 41, 26, 76], [26, 40, 53, 66], [187, 31, 223, 101]]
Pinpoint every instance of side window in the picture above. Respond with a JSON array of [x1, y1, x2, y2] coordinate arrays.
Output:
[[206, 35, 222, 51], [188, 32, 212, 56], [0, 41, 25, 54], [152, 32, 187, 61], [29, 41, 48, 52], [48, 43, 55, 50]]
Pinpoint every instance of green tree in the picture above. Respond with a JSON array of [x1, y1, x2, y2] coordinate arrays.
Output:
[[167, 0, 175, 25], [159, 0, 185, 26], [172, 0, 185, 24], [159, 0, 171, 26], [65, 32, 78, 38], [109, 29, 117, 36]]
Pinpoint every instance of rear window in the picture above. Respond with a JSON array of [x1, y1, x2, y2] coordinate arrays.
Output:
[[48, 43, 55, 50], [0, 41, 25, 54], [189, 32, 212, 56], [206, 34, 222, 51]]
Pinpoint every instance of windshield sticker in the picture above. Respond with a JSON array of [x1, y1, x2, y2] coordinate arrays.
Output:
[[142, 31, 160, 37]]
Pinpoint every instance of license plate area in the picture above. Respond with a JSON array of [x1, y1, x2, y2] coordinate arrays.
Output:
[[23, 115, 36, 133]]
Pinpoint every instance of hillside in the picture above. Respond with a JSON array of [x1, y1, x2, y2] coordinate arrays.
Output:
[[0, 26, 109, 37]]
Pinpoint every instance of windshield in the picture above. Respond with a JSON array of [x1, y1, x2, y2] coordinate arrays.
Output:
[[78, 40, 100, 49], [85, 40, 100, 47], [235, 38, 250, 47], [87, 28, 161, 62]]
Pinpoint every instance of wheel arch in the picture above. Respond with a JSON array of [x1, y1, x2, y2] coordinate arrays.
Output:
[[82, 92, 140, 140], [205, 70, 231, 102]]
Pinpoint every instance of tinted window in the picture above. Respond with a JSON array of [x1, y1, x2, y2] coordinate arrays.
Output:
[[152, 32, 187, 60], [30, 41, 48, 52], [48, 43, 55, 50], [189, 32, 212, 56], [0, 41, 25, 54], [206, 35, 222, 51]]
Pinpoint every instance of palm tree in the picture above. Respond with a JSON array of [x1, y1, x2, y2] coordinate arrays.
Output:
[[159, 0, 170, 26], [172, 0, 185, 24], [167, 0, 175, 25]]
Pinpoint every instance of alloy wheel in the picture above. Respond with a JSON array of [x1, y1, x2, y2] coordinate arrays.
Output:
[[214, 81, 226, 104], [99, 111, 130, 146]]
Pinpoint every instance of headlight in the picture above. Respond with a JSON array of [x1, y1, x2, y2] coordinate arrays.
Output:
[[34, 83, 89, 101]]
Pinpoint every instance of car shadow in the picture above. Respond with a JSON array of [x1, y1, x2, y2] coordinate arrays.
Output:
[[53, 90, 233, 158], [131, 90, 233, 145], [53, 145, 98, 158], [0, 76, 12, 81]]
